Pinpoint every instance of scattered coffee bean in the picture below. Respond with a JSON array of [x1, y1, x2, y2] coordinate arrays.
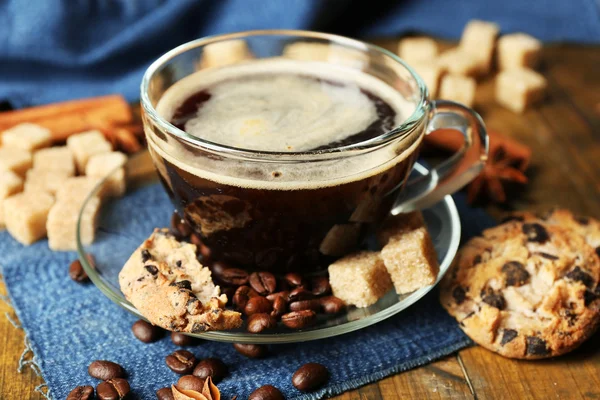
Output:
[[247, 313, 277, 333], [131, 319, 163, 343], [310, 276, 331, 296], [288, 287, 315, 302], [281, 310, 317, 329], [199, 243, 212, 260], [271, 296, 287, 318], [177, 375, 205, 392], [233, 343, 268, 358], [96, 378, 130, 400], [193, 358, 227, 383], [69, 259, 89, 283], [249, 271, 277, 295], [88, 360, 126, 381], [289, 299, 321, 312], [171, 332, 196, 347], [171, 212, 192, 237], [244, 296, 272, 316], [249, 385, 285, 400], [166, 350, 197, 375], [266, 291, 289, 302], [190, 233, 203, 247], [320, 296, 345, 314], [66, 385, 94, 400], [218, 267, 249, 286], [233, 285, 259, 311], [156, 387, 175, 400], [283, 272, 305, 288], [292, 363, 329, 392]]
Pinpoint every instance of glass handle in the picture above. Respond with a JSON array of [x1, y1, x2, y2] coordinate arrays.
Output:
[[392, 100, 489, 214]]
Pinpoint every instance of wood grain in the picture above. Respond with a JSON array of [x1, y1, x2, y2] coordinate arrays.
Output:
[[1, 43, 599, 400]]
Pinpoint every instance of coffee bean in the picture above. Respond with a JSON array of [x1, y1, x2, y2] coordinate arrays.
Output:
[[501, 261, 530, 287], [522, 223, 549, 243], [271, 295, 287, 318], [244, 296, 272, 316], [266, 291, 289, 302], [166, 350, 197, 375], [218, 267, 249, 286], [88, 360, 125, 380], [96, 378, 130, 400], [233, 286, 259, 311], [199, 243, 212, 260], [288, 288, 315, 302], [177, 375, 205, 392], [69, 259, 89, 283], [281, 310, 317, 329], [193, 358, 227, 383], [156, 387, 174, 400], [320, 296, 345, 314], [310, 276, 331, 296], [292, 363, 329, 392], [171, 332, 196, 347], [67, 385, 94, 400], [249, 385, 285, 400], [172, 212, 192, 238], [247, 313, 277, 333], [233, 343, 268, 359], [284, 272, 305, 288], [190, 233, 204, 247], [289, 299, 321, 312], [500, 329, 518, 346], [249, 271, 277, 295], [131, 319, 163, 343]]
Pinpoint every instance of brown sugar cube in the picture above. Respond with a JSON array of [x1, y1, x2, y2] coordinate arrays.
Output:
[[495, 68, 547, 113], [47, 195, 101, 250], [328, 251, 393, 308], [0, 147, 33, 176], [459, 20, 500, 75], [412, 63, 443, 97], [85, 151, 128, 197], [199, 39, 254, 69], [398, 37, 438, 65], [33, 146, 75, 175], [66, 130, 112, 173], [377, 211, 426, 246], [439, 74, 476, 107], [437, 48, 480, 77], [0, 170, 24, 229], [56, 176, 102, 204], [1, 123, 52, 151], [3, 190, 54, 245], [25, 169, 72, 195], [497, 33, 542, 70]]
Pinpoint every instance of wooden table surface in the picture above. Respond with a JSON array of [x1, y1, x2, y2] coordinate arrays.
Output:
[[1, 43, 599, 399]]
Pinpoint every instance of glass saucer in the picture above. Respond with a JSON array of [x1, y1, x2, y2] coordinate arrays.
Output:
[[77, 159, 461, 344]]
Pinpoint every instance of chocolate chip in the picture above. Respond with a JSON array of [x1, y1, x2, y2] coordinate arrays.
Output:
[[156, 387, 175, 400], [66, 385, 94, 400], [472, 255, 482, 266], [249, 385, 285, 400], [536, 252, 559, 260], [88, 360, 126, 380], [233, 286, 259, 311], [320, 296, 345, 314], [595, 247, 600, 258], [191, 322, 209, 333], [193, 358, 227, 383], [165, 350, 197, 375], [233, 343, 268, 358], [502, 261, 530, 287], [500, 329, 518, 346], [249, 271, 277, 295], [480, 288, 506, 310], [284, 272, 305, 288], [522, 223, 549, 243], [281, 310, 317, 329], [584, 290, 598, 306], [565, 266, 595, 288], [292, 363, 329, 392], [170, 280, 192, 290], [131, 319, 163, 343], [69, 259, 89, 283], [177, 375, 205, 392], [244, 296, 272, 316], [171, 332, 196, 346], [247, 313, 277, 333], [452, 286, 466, 305], [141, 249, 152, 263], [575, 216, 590, 225], [96, 378, 130, 400], [501, 215, 524, 223], [144, 264, 158, 275], [526, 336, 550, 356]]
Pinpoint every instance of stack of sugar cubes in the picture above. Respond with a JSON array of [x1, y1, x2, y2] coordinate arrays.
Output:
[[0, 124, 128, 250], [399, 20, 546, 112]]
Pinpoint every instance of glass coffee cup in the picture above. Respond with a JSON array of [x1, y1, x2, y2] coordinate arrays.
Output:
[[141, 30, 488, 274]]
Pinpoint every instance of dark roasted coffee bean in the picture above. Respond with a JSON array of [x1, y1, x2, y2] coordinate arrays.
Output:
[[199, 243, 212, 260], [452, 286, 466, 304], [233, 343, 268, 359], [284, 272, 305, 288], [69, 259, 89, 283], [271, 295, 287, 318], [156, 387, 175, 400], [190, 233, 203, 247], [522, 223, 549, 243], [210, 260, 229, 276], [292, 363, 329, 392], [281, 310, 317, 329], [177, 375, 205, 392], [289, 299, 321, 312], [480, 288, 506, 310], [249, 271, 277, 295], [244, 296, 272, 316], [171, 212, 192, 237], [233, 286, 259, 311], [67, 385, 94, 400], [166, 350, 197, 375], [501, 261, 530, 287], [526, 336, 550, 356], [288, 287, 315, 302], [247, 313, 277, 333], [193, 358, 227, 383], [320, 296, 345, 314], [249, 385, 285, 400], [565, 266, 594, 288], [266, 291, 289, 302], [500, 329, 518, 346], [171, 332, 196, 346], [218, 267, 249, 286], [96, 378, 130, 400], [132, 319, 163, 343], [88, 360, 126, 380], [310, 276, 331, 296]]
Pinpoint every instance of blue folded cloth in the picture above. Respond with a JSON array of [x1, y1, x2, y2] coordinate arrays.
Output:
[[0, 181, 495, 399]]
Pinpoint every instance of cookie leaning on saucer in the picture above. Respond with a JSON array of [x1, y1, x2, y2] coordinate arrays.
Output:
[[440, 218, 600, 359]]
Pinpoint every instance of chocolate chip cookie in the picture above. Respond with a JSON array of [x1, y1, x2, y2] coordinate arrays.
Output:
[[440, 219, 600, 359], [119, 229, 242, 332]]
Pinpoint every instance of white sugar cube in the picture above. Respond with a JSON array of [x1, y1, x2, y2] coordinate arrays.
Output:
[[2, 123, 52, 151], [495, 68, 547, 113], [0, 147, 32, 176], [412, 63, 443, 97], [398, 37, 438, 64], [199, 40, 254, 69], [33, 146, 75, 175], [3, 190, 54, 245], [66, 130, 112, 173], [85, 151, 128, 197], [439, 75, 476, 107], [459, 20, 500, 75], [437, 48, 480, 77], [24, 169, 72, 195], [497, 33, 542, 70], [47, 195, 101, 251]]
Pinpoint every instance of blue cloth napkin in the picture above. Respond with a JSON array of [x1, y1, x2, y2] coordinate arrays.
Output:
[[1, 0, 599, 108], [0, 181, 495, 399]]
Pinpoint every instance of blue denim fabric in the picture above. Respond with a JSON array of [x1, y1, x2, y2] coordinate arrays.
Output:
[[1, 0, 599, 107], [0, 182, 495, 399]]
